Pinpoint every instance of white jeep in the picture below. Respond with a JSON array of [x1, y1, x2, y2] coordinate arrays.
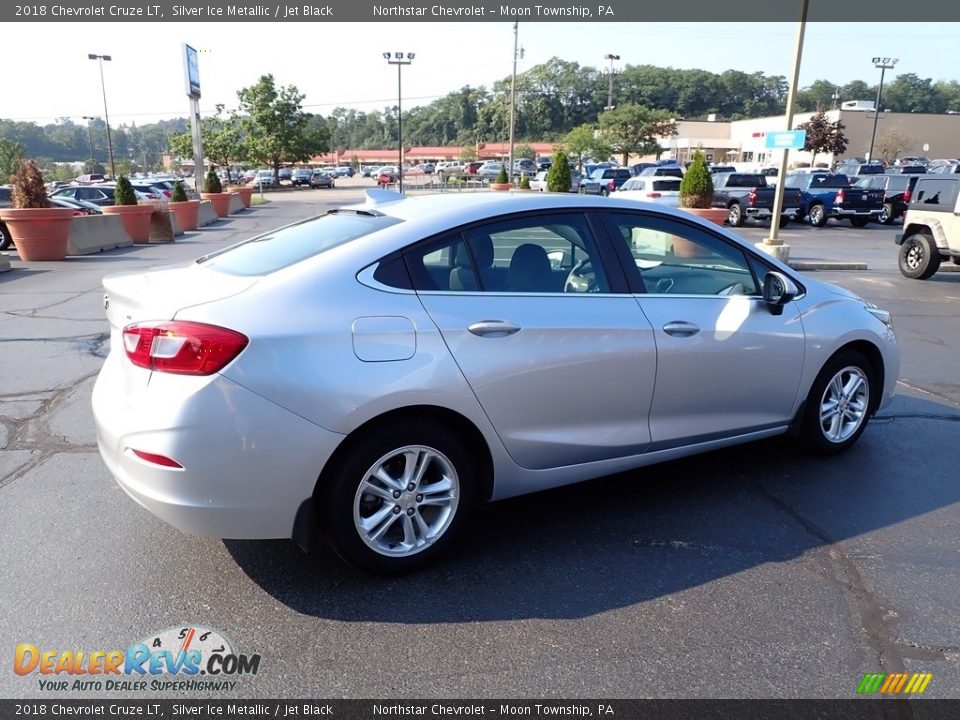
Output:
[[896, 176, 960, 279]]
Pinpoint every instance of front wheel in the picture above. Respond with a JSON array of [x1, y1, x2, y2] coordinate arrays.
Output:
[[799, 351, 874, 455], [898, 233, 941, 280], [320, 420, 478, 574], [878, 203, 894, 225]]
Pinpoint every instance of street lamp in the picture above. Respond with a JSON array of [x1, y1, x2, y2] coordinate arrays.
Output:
[[867, 57, 898, 163], [383, 51, 415, 193], [81, 116, 97, 172], [88, 53, 116, 180], [832, 87, 841, 110], [604, 53, 620, 111]]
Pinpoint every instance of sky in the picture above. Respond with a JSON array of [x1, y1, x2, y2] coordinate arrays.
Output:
[[6, 21, 959, 127]]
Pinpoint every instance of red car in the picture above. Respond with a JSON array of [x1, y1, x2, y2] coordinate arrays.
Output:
[[464, 162, 483, 174]]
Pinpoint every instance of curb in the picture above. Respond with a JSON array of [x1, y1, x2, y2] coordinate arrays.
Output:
[[787, 259, 868, 271]]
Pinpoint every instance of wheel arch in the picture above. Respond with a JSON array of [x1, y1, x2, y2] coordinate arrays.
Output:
[[314, 404, 495, 504]]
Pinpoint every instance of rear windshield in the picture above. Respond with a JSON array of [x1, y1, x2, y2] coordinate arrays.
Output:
[[811, 174, 849, 188], [652, 179, 681, 191], [197, 212, 401, 276]]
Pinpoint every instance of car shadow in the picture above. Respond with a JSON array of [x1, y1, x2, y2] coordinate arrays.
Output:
[[224, 394, 960, 623]]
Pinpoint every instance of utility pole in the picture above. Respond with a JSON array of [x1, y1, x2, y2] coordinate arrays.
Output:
[[604, 53, 620, 111], [508, 22, 519, 184]]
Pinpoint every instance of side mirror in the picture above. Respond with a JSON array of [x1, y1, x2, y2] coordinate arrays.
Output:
[[762, 271, 798, 316]]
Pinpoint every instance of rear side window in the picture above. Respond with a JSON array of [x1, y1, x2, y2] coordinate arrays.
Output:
[[652, 179, 681, 191], [911, 179, 960, 211], [198, 212, 400, 276]]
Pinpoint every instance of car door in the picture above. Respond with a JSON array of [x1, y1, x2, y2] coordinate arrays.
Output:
[[409, 211, 657, 470], [599, 210, 806, 449]]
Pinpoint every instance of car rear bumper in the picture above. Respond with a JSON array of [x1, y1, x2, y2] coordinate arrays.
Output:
[[747, 207, 799, 219], [832, 209, 882, 218], [92, 353, 345, 539]]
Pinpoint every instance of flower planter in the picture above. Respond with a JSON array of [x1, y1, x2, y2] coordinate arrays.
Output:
[[490, 182, 513, 192], [674, 208, 728, 257], [0, 207, 74, 261], [102, 204, 154, 244], [230, 187, 254, 208], [169, 200, 201, 231], [679, 207, 728, 227], [201, 192, 232, 219]]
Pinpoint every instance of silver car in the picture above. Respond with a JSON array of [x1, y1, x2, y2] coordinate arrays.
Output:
[[93, 190, 899, 574]]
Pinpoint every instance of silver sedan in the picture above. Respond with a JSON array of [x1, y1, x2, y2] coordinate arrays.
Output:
[[93, 190, 900, 574]]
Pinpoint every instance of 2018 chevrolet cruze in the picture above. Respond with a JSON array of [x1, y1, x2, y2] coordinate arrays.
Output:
[[93, 190, 899, 573]]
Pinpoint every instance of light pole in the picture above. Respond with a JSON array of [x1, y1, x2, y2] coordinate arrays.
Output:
[[81, 116, 96, 172], [604, 53, 620, 111], [383, 51, 414, 193], [508, 22, 520, 182], [88, 53, 116, 179], [832, 87, 841, 110], [867, 57, 898, 162]]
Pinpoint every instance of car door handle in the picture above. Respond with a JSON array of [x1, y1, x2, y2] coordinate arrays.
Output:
[[468, 321, 522, 337], [662, 321, 700, 337]]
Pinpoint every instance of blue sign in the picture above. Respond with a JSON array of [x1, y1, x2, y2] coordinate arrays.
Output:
[[765, 130, 806, 150]]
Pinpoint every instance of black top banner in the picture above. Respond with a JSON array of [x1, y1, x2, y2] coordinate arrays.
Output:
[[4, 0, 960, 22], [4, 699, 960, 720]]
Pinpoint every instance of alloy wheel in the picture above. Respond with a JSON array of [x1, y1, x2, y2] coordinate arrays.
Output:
[[818, 366, 870, 443]]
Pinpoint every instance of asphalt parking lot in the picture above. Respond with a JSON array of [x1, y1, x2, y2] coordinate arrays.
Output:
[[1, 190, 959, 699]]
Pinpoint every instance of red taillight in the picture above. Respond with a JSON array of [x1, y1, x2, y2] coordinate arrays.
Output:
[[903, 188, 911, 203], [747, 190, 758, 205], [646, 192, 662, 199], [608, 180, 615, 190], [122, 321, 248, 375], [163, 190, 172, 197], [836, 189, 845, 203], [131, 449, 183, 468]]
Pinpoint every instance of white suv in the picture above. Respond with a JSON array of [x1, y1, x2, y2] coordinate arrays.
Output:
[[435, 161, 463, 178], [896, 176, 960, 279]]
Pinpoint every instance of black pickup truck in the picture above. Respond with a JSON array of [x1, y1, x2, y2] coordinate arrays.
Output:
[[711, 173, 802, 227], [784, 172, 886, 227]]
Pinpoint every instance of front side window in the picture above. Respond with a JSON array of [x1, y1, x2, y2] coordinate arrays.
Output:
[[605, 212, 760, 296]]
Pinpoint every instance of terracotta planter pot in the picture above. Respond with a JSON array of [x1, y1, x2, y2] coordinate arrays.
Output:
[[674, 207, 728, 257], [0, 207, 74, 261], [201, 193, 232, 218], [169, 200, 200, 231], [490, 182, 513, 192], [102, 204, 154, 244], [230, 187, 254, 208]]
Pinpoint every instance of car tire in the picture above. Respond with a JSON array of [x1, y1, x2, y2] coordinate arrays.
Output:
[[799, 350, 875, 455], [878, 203, 894, 225], [850, 217, 870, 228], [952, 257, 960, 266], [779, 215, 791, 226], [600, 188, 609, 197], [808, 204, 827, 227], [728, 204, 744, 227], [320, 420, 478, 574], [898, 232, 941, 280], [0, 222, 10, 251]]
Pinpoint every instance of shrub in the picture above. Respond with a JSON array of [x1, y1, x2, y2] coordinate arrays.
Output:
[[10, 160, 49, 209], [114, 176, 138, 206], [546, 149, 572, 192], [679, 150, 713, 208], [519, 173, 531, 190], [495, 165, 509, 184], [204, 168, 223, 194], [171, 180, 189, 203]]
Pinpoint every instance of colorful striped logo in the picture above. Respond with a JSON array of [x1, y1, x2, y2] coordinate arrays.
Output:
[[857, 672, 933, 695]]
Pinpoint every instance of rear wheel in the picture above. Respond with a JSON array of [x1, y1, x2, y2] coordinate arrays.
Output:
[[799, 350, 874, 455], [728, 203, 744, 227], [321, 420, 478, 574], [0, 222, 10, 251], [898, 232, 941, 280], [808, 204, 827, 227], [779, 215, 791, 226], [878, 203, 895, 225], [850, 217, 870, 227]]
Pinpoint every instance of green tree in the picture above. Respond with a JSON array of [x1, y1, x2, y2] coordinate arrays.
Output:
[[798, 110, 848, 166], [458, 146, 477, 161], [598, 104, 676, 164], [236, 75, 329, 184], [114, 176, 138, 206], [514, 143, 536, 160], [562, 124, 612, 170], [679, 150, 713, 209], [0, 138, 25, 181], [546, 149, 571, 192]]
